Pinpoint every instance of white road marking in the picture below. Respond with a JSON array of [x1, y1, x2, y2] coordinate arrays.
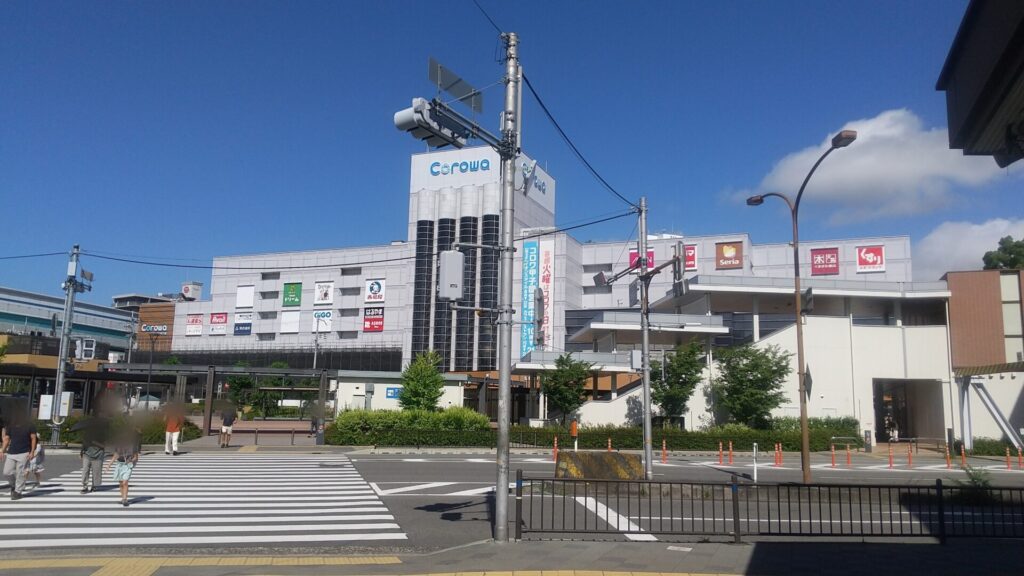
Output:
[[0, 532, 408, 549], [374, 482, 458, 495], [573, 496, 658, 541]]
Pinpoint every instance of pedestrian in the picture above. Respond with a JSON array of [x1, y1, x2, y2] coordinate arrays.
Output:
[[106, 422, 141, 507], [219, 404, 237, 448], [308, 401, 319, 438], [1, 410, 38, 501], [24, 443, 45, 490], [163, 403, 184, 456], [79, 416, 108, 494]]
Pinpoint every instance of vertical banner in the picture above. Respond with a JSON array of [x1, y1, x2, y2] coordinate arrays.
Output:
[[520, 240, 539, 358], [283, 282, 302, 306], [538, 239, 555, 351], [362, 307, 384, 332]]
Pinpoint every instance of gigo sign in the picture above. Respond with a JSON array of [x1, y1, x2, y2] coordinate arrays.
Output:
[[429, 158, 490, 176]]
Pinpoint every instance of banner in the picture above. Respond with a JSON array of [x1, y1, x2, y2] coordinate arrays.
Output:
[[363, 307, 384, 332], [209, 312, 228, 335], [856, 245, 885, 273], [312, 310, 334, 332], [233, 312, 253, 336], [520, 240, 539, 357], [628, 248, 655, 270], [365, 279, 386, 303], [684, 244, 698, 271], [715, 241, 743, 270], [810, 247, 840, 276], [314, 281, 334, 305], [538, 239, 554, 351], [185, 314, 203, 336], [283, 282, 302, 307]]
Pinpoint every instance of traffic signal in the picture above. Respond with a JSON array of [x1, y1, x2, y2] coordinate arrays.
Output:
[[394, 98, 468, 149]]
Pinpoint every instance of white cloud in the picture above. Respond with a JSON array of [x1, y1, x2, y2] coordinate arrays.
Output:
[[913, 218, 1024, 281], [750, 109, 1005, 223]]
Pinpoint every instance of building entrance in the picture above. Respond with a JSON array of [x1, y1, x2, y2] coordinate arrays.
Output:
[[873, 379, 945, 444]]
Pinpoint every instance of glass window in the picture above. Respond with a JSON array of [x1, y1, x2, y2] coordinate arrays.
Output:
[[339, 331, 358, 339], [583, 263, 613, 273], [257, 333, 275, 342], [583, 285, 612, 295], [1003, 302, 1023, 336], [1005, 337, 1024, 363], [260, 291, 279, 300], [261, 272, 280, 281], [341, 267, 362, 276], [1000, 273, 1021, 302], [340, 287, 360, 296]]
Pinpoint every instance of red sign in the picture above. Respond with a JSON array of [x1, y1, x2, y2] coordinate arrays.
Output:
[[363, 307, 384, 332], [856, 245, 885, 273], [628, 249, 655, 270], [684, 244, 697, 271], [810, 247, 840, 276], [210, 313, 228, 324]]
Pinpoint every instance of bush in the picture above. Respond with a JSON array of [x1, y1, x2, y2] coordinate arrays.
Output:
[[966, 437, 1017, 456], [771, 416, 859, 436], [325, 407, 490, 446]]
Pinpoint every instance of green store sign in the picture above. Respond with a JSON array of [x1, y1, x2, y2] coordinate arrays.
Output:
[[283, 282, 302, 307]]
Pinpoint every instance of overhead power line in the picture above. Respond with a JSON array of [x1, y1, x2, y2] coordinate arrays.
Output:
[[0, 251, 66, 261], [522, 74, 639, 210], [80, 210, 635, 273]]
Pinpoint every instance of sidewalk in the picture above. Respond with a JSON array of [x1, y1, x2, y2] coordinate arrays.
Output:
[[0, 538, 1020, 576]]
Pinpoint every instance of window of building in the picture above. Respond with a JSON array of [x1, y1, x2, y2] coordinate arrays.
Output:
[[583, 263, 613, 274], [338, 308, 359, 317], [258, 311, 278, 320], [257, 333, 276, 342], [341, 267, 362, 276], [260, 291, 280, 300], [1000, 272, 1023, 362], [583, 285, 613, 295], [261, 272, 280, 281], [338, 331, 358, 339], [340, 287, 361, 296]]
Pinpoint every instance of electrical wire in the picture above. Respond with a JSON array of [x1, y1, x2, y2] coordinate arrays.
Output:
[[79, 210, 635, 272], [522, 74, 639, 210], [0, 251, 66, 260], [471, 0, 502, 33]]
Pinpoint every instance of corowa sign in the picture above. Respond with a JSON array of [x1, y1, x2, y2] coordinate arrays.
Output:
[[141, 324, 168, 333], [429, 158, 490, 176]]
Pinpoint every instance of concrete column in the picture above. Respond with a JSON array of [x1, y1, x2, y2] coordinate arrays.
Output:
[[477, 379, 488, 414], [894, 300, 903, 327], [202, 366, 215, 437], [752, 296, 761, 343], [528, 374, 537, 419], [538, 391, 546, 421], [611, 373, 618, 399]]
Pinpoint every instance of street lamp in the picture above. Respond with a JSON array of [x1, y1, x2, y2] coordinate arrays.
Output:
[[746, 129, 856, 484], [146, 332, 158, 411]]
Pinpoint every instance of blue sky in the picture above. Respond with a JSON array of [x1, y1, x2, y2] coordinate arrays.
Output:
[[2, 0, 1021, 306]]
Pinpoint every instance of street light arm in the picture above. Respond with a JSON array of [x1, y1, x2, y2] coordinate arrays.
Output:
[[794, 146, 837, 218], [759, 192, 796, 214]]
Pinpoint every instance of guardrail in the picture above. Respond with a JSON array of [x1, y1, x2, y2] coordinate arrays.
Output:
[[514, 472, 1024, 542]]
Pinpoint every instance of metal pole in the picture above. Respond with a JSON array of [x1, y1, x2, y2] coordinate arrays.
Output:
[[316, 369, 327, 445], [494, 31, 520, 544], [147, 334, 155, 411], [638, 196, 653, 480], [51, 245, 80, 444]]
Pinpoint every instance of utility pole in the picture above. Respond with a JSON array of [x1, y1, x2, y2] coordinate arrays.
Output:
[[51, 245, 86, 445], [494, 31, 520, 544], [638, 197, 654, 480]]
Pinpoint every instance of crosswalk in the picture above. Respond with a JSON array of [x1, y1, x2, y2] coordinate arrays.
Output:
[[0, 453, 406, 549]]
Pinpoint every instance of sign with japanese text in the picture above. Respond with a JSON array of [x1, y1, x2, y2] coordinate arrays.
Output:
[[185, 315, 203, 336], [628, 248, 655, 270], [810, 247, 840, 276], [684, 244, 698, 271], [856, 245, 885, 273], [364, 279, 385, 303], [233, 312, 252, 336], [520, 240, 539, 358], [538, 239, 555, 351], [363, 306, 384, 332], [283, 283, 302, 307], [209, 312, 228, 335]]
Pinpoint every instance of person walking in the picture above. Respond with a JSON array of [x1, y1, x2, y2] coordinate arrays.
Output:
[[24, 443, 45, 490], [80, 416, 108, 494], [106, 423, 141, 507], [219, 404, 237, 448], [1, 410, 37, 501], [163, 404, 184, 456]]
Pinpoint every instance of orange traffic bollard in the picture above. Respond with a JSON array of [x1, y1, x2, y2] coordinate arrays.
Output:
[[1007, 447, 1012, 470], [846, 444, 852, 468], [728, 441, 734, 465], [907, 444, 913, 469], [718, 441, 724, 465], [607, 437, 612, 452], [945, 444, 952, 469], [888, 443, 894, 469], [553, 435, 558, 462], [661, 439, 668, 464], [960, 445, 967, 469], [1018, 447, 1023, 470], [831, 444, 836, 468]]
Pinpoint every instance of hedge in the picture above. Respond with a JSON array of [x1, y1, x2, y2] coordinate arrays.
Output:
[[325, 408, 490, 446], [35, 414, 202, 446]]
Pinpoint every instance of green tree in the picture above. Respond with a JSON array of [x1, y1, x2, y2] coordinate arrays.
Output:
[[712, 344, 792, 429], [399, 351, 445, 411], [540, 353, 593, 424], [651, 341, 704, 421], [164, 355, 182, 365], [983, 236, 1024, 270]]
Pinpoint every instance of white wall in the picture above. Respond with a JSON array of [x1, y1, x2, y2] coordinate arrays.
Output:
[[334, 380, 464, 413], [966, 373, 1024, 440], [577, 385, 644, 427]]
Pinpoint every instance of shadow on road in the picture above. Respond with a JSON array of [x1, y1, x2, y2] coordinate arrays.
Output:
[[415, 493, 496, 536], [745, 540, 1019, 575]]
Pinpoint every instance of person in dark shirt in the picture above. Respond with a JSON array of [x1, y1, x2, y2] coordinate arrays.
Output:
[[219, 405, 237, 448], [79, 416, 109, 494], [1, 411, 37, 501]]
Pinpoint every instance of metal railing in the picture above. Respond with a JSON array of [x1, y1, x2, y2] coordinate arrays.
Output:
[[515, 472, 1024, 542]]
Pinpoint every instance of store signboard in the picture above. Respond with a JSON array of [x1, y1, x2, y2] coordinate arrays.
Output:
[[314, 281, 334, 305], [312, 310, 334, 332], [363, 307, 384, 332], [538, 239, 554, 351], [684, 244, 698, 271], [209, 312, 228, 335], [364, 279, 385, 303], [715, 241, 743, 270], [856, 245, 886, 273], [520, 240, 539, 358], [185, 315, 203, 336], [628, 248, 655, 270], [233, 312, 253, 336], [283, 282, 302, 307], [810, 247, 840, 276]]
